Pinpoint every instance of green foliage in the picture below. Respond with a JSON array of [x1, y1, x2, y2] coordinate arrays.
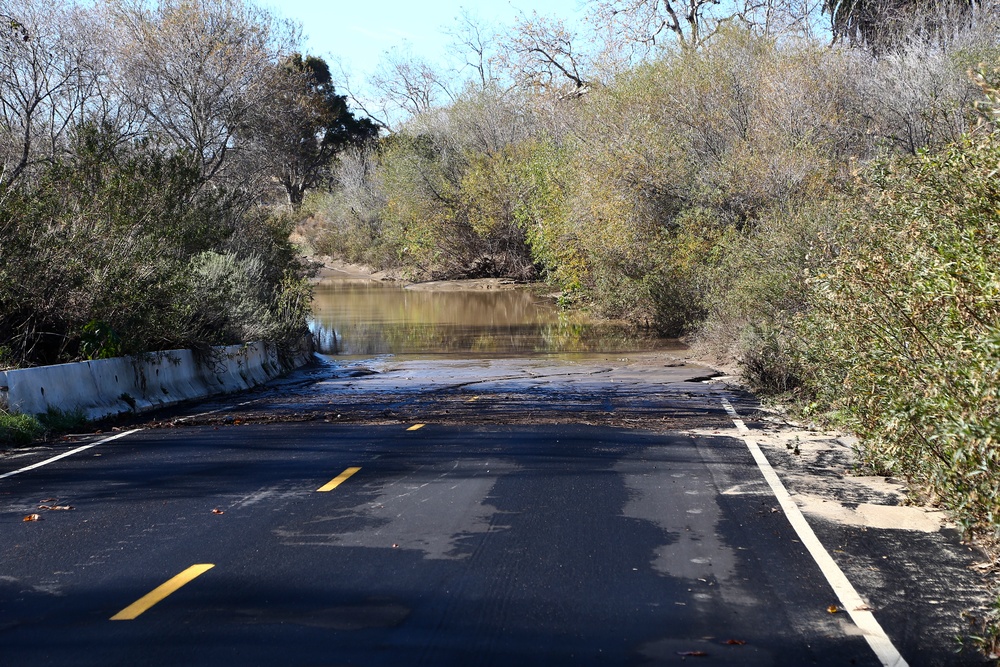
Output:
[[0, 406, 87, 446], [547, 31, 857, 333], [0, 410, 43, 446], [797, 119, 1000, 535], [0, 123, 311, 367], [37, 407, 87, 433], [188, 248, 312, 349], [311, 111, 543, 281], [378, 133, 466, 273], [80, 321, 123, 360], [267, 53, 379, 207], [698, 200, 844, 392], [507, 140, 584, 291]]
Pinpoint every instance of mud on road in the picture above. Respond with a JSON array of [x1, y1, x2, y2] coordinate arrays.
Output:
[[154, 353, 731, 431]]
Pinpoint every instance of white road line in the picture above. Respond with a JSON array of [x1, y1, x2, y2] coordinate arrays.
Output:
[[171, 398, 257, 423], [0, 429, 142, 481], [719, 397, 908, 667], [0, 396, 257, 481]]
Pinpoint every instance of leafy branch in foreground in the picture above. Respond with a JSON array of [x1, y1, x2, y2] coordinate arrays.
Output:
[[797, 72, 1000, 534]]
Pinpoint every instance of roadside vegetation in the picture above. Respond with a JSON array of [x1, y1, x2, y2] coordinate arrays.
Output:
[[0, 407, 87, 446], [0, 410, 42, 446], [798, 74, 1000, 536], [299, 2, 1000, 551], [0, 0, 374, 370], [3, 0, 1000, 646]]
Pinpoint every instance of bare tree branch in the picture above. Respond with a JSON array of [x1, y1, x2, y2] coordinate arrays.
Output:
[[368, 45, 452, 127], [498, 12, 591, 98], [105, 0, 297, 183], [0, 0, 96, 191], [445, 9, 499, 90]]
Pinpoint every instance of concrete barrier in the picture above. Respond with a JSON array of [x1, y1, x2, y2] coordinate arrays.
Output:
[[0, 340, 313, 420], [0, 370, 7, 413]]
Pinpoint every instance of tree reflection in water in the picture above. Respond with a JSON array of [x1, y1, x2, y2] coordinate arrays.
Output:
[[309, 281, 680, 356]]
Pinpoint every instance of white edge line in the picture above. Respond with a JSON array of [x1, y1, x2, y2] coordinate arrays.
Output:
[[0, 429, 142, 481], [719, 397, 909, 667], [1, 395, 258, 480], [172, 398, 257, 423]]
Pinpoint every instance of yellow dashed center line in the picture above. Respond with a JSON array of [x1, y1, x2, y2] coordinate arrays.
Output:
[[317, 466, 361, 492], [111, 564, 214, 621], [466, 396, 481, 403], [406, 423, 426, 431]]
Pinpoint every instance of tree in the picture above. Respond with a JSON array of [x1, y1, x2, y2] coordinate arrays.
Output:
[[253, 54, 379, 208], [0, 0, 95, 193], [499, 12, 591, 97], [105, 0, 296, 183], [732, 0, 828, 38], [0, 0, 315, 367], [588, 0, 732, 54], [825, 0, 982, 49], [368, 45, 453, 127], [445, 9, 499, 90], [585, 0, 832, 68]]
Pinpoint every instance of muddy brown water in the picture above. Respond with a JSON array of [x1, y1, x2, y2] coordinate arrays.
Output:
[[308, 279, 682, 357]]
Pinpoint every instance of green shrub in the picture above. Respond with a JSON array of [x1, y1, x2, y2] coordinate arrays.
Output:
[[0, 411, 43, 446], [0, 407, 87, 446], [37, 407, 88, 433], [797, 118, 1000, 535], [0, 123, 311, 367], [696, 199, 843, 391]]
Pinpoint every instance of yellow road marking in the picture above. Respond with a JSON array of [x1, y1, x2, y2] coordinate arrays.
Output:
[[465, 396, 481, 403], [406, 424, 425, 431], [110, 564, 214, 620], [317, 466, 361, 492]]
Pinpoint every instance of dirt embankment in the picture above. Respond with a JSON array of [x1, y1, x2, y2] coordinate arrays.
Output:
[[313, 257, 529, 292], [311, 258, 391, 282]]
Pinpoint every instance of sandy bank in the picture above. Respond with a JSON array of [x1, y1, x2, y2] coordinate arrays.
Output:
[[312, 258, 387, 281], [312, 257, 525, 292]]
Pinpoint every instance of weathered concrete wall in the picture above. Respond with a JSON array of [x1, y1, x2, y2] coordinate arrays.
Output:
[[0, 342, 312, 420]]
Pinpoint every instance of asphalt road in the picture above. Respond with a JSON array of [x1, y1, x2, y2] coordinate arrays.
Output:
[[0, 355, 989, 666]]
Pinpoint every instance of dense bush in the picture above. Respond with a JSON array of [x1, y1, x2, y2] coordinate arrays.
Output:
[[795, 107, 1000, 534], [0, 125, 312, 368], [0, 0, 331, 370], [697, 200, 843, 390], [311, 30, 987, 337], [310, 87, 548, 281]]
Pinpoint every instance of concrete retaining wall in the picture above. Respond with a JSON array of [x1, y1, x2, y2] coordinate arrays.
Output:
[[0, 341, 313, 421]]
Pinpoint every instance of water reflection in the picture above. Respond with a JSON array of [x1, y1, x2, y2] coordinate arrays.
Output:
[[309, 280, 680, 356]]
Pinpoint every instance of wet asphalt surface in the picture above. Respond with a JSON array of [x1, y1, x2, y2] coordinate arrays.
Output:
[[0, 353, 991, 666]]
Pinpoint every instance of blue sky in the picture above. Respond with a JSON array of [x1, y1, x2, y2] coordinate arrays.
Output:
[[266, 0, 587, 76]]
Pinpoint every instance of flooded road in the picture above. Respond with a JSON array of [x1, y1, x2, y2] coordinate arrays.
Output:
[[222, 275, 710, 427], [308, 279, 680, 357], [0, 280, 980, 667]]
